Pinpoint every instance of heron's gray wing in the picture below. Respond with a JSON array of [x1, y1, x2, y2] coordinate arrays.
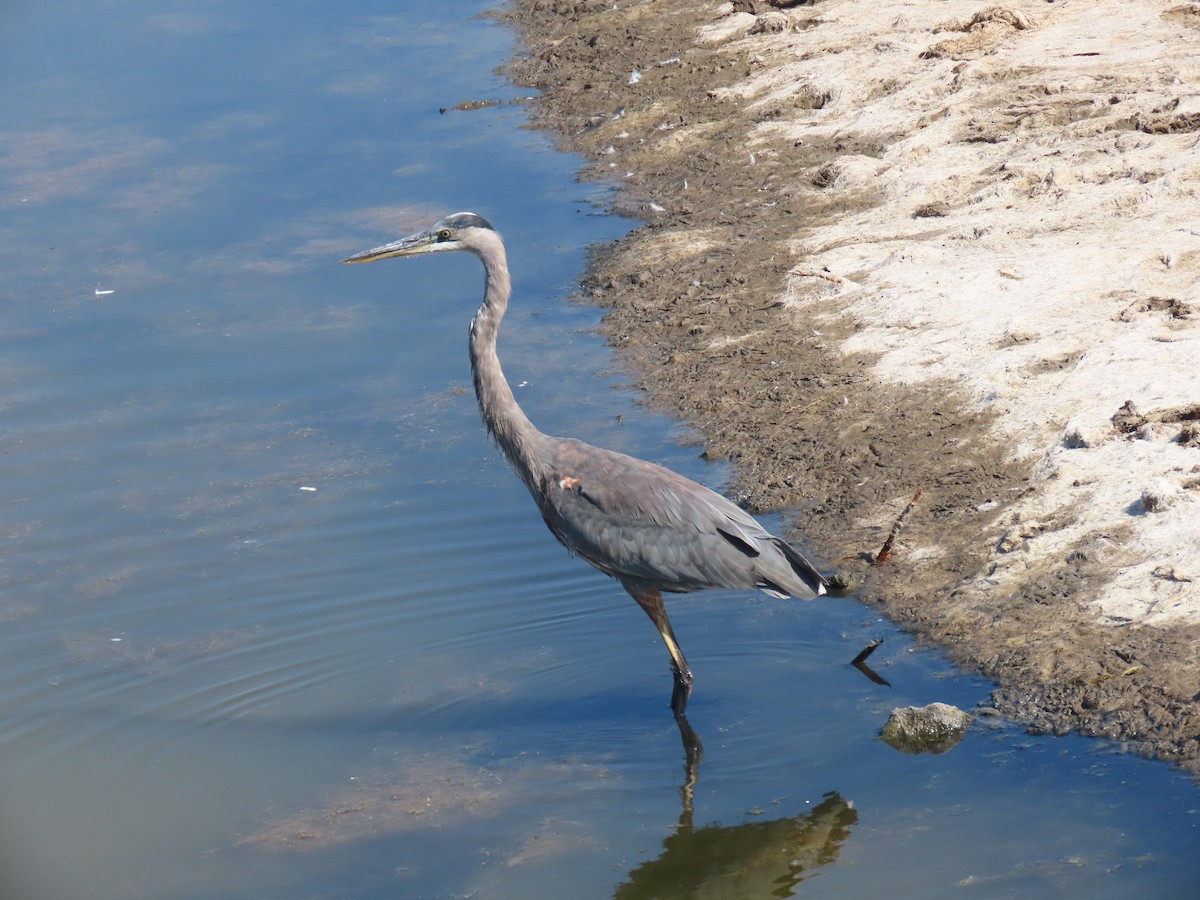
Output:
[[535, 439, 823, 596]]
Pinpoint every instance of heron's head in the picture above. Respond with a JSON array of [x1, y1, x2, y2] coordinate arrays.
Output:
[[341, 212, 496, 264]]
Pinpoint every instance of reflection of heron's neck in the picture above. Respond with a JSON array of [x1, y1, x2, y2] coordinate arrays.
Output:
[[469, 236, 544, 490]]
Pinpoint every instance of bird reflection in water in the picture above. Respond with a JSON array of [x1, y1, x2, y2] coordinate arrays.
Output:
[[615, 790, 858, 898]]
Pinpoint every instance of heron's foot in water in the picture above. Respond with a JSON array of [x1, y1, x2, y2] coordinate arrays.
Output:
[[669, 660, 694, 717]]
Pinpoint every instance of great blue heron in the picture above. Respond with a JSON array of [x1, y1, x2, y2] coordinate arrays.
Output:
[[343, 212, 826, 716]]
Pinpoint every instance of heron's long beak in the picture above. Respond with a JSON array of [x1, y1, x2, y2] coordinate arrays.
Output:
[[341, 230, 436, 264]]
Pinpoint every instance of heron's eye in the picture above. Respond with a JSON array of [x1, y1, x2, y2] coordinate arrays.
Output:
[[437, 229, 452, 241]]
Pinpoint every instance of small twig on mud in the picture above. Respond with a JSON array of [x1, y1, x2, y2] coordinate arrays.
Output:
[[786, 394, 828, 416], [874, 486, 924, 565], [789, 266, 848, 284], [1076, 665, 1143, 686]]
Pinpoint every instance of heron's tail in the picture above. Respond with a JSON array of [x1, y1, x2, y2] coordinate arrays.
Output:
[[770, 537, 827, 597]]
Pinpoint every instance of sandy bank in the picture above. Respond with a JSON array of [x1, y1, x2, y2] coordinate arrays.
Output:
[[507, 0, 1200, 769]]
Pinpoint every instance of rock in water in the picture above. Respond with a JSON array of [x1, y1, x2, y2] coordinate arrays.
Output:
[[880, 702, 972, 754]]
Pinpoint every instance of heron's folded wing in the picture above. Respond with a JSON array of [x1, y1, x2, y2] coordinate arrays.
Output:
[[538, 439, 773, 588]]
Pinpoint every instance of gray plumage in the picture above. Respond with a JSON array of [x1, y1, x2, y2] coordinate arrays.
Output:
[[344, 212, 826, 715]]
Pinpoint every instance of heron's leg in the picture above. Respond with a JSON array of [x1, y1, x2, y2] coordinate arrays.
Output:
[[625, 586, 694, 715]]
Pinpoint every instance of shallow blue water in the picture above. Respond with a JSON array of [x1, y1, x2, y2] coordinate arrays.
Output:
[[1, 2, 1198, 898]]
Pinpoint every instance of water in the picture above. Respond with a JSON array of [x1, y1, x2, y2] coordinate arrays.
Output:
[[1, 2, 1197, 898]]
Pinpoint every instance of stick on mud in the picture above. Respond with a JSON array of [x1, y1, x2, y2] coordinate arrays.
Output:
[[874, 486, 924, 565]]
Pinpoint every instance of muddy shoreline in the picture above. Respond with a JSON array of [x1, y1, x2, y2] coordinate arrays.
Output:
[[503, 0, 1200, 771]]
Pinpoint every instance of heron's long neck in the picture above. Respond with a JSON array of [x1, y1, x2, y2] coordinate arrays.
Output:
[[469, 237, 544, 487]]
